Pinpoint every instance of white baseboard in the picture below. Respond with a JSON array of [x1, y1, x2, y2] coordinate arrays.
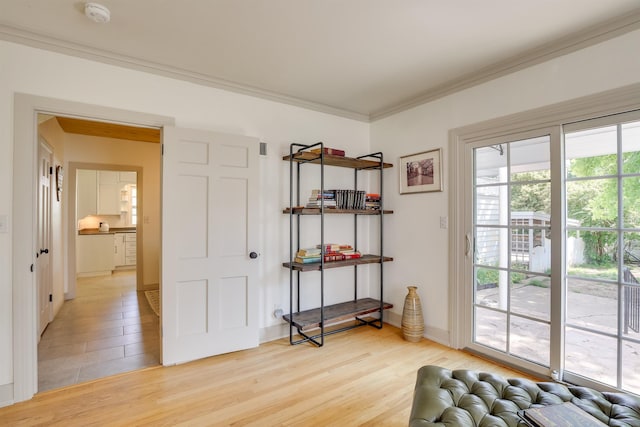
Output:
[[0, 383, 14, 408], [260, 323, 289, 343], [385, 311, 450, 347]]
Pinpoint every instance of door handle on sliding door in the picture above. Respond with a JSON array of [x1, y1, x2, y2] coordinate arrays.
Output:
[[465, 234, 471, 257]]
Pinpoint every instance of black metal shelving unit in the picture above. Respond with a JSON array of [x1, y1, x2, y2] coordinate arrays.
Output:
[[282, 142, 394, 346]]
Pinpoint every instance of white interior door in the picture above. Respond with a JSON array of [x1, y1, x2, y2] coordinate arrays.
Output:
[[162, 126, 260, 364], [37, 139, 53, 336]]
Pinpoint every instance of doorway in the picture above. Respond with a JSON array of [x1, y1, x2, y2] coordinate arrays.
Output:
[[12, 94, 174, 402], [36, 114, 160, 391]]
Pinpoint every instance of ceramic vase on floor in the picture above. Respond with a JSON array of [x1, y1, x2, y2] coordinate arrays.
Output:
[[401, 286, 424, 342]]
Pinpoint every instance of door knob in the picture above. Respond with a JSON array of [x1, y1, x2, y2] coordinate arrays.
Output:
[[249, 252, 258, 259]]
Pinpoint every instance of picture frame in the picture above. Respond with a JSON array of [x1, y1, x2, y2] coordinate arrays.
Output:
[[399, 148, 443, 194]]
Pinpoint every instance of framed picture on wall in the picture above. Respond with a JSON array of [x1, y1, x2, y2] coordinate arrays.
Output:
[[399, 148, 443, 194]]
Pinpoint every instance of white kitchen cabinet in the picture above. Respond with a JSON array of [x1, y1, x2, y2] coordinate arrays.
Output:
[[125, 233, 136, 266], [76, 234, 115, 276], [77, 170, 138, 219], [97, 171, 120, 215], [77, 169, 97, 218], [114, 232, 136, 267], [113, 233, 126, 266]]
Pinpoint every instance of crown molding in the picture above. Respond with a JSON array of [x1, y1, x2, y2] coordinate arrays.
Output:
[[0, 24, 370, 122], [2, 9, 639, 124], [370, 9, 640, 122]]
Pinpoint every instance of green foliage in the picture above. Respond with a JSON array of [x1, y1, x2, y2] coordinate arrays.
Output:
[[510, 171, 550, 213], [527, 278, 549, 288], [476, 268, 499, 286], [511, 272, 526, 284]]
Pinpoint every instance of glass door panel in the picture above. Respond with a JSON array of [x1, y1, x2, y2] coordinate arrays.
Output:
[[472, 135, 551, 365], [564, 115, 640, 393]]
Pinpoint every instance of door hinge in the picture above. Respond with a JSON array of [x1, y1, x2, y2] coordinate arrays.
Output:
[[49, 166, 53, 175], [161, 144, 164, 155], [49, 294, 53, 302], [30, 263, 34, 272]]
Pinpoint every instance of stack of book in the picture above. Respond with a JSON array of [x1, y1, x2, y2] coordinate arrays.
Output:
[[365, 193, 381, 210], [310, 147, 345, 157], [294, 244, 362, 264], [306, 189, 337, 208], [334, 189, 366, 209], [305, 189, 376, 210]]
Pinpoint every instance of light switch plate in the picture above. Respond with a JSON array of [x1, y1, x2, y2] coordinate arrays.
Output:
[[0, 214, 8, 233], [439, 216, 448, 229]]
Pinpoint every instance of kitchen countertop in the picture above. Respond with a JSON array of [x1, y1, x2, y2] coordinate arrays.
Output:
[[78, 227, 136, 235]]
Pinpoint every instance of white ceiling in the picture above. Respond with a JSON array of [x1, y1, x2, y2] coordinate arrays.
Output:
[[2, 1, 640, 121]]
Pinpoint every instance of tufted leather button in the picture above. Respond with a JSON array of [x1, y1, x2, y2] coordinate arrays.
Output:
[[410, 366, 640, 427]]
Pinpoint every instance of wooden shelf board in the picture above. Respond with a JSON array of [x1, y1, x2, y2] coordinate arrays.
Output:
[[283, 152, 393, 169], [283, 298, 393, 331], [283, 254, 393, 271], [283, 207, 393, 215]]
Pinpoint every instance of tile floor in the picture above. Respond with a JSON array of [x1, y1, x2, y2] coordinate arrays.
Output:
[[37, 271, 160, 392]]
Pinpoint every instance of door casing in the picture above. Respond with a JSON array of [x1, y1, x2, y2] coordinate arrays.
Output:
[[12, 93, 173, 403]]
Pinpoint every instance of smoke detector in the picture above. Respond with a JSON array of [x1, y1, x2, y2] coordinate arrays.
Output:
[[85, 3, 110, 24]]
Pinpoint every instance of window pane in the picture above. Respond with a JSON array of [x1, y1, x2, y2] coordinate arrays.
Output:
[[567, 230, 618, 265], [623, 177, 640, 228], [475, 307, 506, 352], [622, 340, 640, 394], [623, 232, 640, 276], [565, 125, 617, 178], [510, 316, 549, 366], [476, 185, 504, 225], [567, 179, 618, 229], [566, 278, 618, 335], [510, 226, 551, 274], [511, 273, 550, 321], [511, 137, 550, 182], [476, 146, 507, 184], [622, 283, 640, 340], [511, 182, 550, 215], [565, 327, 617, 388], [622, 120, 640, 175], [475, 267, 505, 307], [476, 226, 508, 267]]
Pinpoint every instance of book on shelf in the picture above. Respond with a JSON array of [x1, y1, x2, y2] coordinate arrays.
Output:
[[518, 402, 607, 427], [306, 189, 337, 208], [294, 251, 362, 264], [309, 147, 345, 157], [304, 189, 383, 210], [365, 193, 381, 210], [297, 247, 322, 257], [316, 243, 354, 252]]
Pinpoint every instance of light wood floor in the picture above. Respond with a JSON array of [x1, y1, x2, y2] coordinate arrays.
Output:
[[2, 322, 537, 426], [37, 271, 160, 391]]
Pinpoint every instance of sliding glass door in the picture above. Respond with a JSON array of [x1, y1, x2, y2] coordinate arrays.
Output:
[[467, 110, 640, 394]]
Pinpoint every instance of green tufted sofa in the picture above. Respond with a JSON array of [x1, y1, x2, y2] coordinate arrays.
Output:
[[409, 365, 640, 427]]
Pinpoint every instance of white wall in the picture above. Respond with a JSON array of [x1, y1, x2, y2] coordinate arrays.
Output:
[[0, 41, 370, 391], [371, 29, 640, 344]]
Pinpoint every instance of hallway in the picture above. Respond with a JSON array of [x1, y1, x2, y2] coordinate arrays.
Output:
[[37, 271, 159, 392]]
